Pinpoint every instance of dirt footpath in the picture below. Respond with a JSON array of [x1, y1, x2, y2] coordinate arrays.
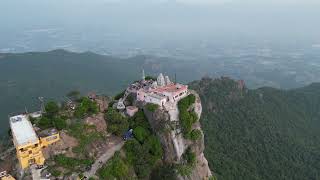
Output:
[[84, 140, 124, 178]]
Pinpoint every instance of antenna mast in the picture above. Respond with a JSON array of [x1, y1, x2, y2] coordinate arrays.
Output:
[[142, 69, 145, 81], [39, 97, 45, 113]]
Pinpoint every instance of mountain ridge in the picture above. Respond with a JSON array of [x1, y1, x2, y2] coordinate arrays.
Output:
[[189, 77, 320, 180]]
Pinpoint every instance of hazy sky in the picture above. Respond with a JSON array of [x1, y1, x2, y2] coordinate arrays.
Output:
[[0, 0, 319, 52], [2, 0, 320, 5]]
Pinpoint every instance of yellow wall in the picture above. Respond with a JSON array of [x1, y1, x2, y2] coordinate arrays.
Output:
[[40, 133, 60, 147], [15, 139, 45, 169], [1, 175, 16, 180], [14, 133, 60, 169]]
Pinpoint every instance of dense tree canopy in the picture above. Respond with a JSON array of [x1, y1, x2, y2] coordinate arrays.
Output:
[[105, 108, 129, 136], [178, 94, 197, 138], [45, 101, 60, 117], [124, 110, 163, 179], [37, 101, 67, 130], [74, 97, 98, 118], [189, 77, 320, 180], [98, 152, 129, 179]]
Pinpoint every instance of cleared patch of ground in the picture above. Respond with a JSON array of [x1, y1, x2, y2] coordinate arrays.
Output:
[[42, 131, 79, 158]]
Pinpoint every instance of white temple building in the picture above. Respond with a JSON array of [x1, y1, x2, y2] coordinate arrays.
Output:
[[117, 71, 189, 109], [137, 73, 188, 106]]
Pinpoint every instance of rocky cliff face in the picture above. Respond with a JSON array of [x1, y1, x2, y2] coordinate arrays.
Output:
[[143, 91, 212, 180]]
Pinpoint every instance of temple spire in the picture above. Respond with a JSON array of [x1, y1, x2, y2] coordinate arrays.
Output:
[[142, 69, 146, 81], [142, 69, 145, 81]]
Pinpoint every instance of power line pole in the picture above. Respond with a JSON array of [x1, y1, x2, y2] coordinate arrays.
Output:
[[39, 97, 45, 113]]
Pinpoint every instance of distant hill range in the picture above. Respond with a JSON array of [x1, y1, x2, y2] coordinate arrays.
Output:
[[0, 49, 203, 133], [189, 77, 320, 180], [0, 49, 319, 134]]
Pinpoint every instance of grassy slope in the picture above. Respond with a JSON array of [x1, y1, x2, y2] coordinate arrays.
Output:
[[189, 78, 320, 180]]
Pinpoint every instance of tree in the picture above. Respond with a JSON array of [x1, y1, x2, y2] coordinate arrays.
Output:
[[177, 147, 196, 176], [133, 126, 148, 143], [98, 152, 129, 179], [189, 129, 202, 141], [74, 97, 98, 118], [145, 135, 163, 160], [178, 94, 198, 138], [146, 103, 159, 112], [45, 101, 59, 117], [106, 108, 129, 136], [38, 116, 52, 129], [129, 110, 150, 130], [74, 105, 87, 118], [183, 148, 196, 166], [123, 110, 163, 178], [188, 77, 320, 180], [53, 117, 67, 130]]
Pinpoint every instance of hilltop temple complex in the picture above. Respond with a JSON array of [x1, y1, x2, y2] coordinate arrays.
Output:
[[118, 71, 189, 110]]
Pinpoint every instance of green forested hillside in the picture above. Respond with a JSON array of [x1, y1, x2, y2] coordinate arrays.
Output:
[[0, 50, 200, 133], [0, 49, 316, 135], [189, 77, 320, 180]]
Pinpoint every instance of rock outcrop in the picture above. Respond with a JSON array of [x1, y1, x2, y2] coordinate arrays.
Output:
[[143, 90, 212, 180]]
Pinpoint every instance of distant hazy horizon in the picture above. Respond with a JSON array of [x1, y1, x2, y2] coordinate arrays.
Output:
[[1, 0, 319, 55]]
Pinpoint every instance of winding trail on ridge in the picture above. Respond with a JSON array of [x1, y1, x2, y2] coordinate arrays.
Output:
[[84, 141, 125, 178]]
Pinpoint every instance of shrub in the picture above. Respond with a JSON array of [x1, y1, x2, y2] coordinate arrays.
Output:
[[38, 116, 52, 129], [74, 97, 98, 118], [146, 103, 159, 112], [129, 110, 150, 130], [106, 108, 129, 136], [177, 147, 196, 176], [183, 148, 196, 166], [54, 155, 93, 170], [189, 129, 202, 141], [74, 106, 86, 118], [178, 94, 196, 111], [50, 169, 61, 177], [124, 110, 163, 178], [178, 94, 198, 138], [124, 139, 141, 164], [53, 117, 67, 130], [133, 126, 149, 143], [98, 152, 129, 179], [68, 123, 102, 154], [124, 136, 163, 178], [45, 101, 60, 117], [145, 135, 163, 161]]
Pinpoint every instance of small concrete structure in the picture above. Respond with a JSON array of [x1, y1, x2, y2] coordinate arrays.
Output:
[[29, 111, 42, 119], [144, 93, 167, 106], [126, 106, 139, 117]]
